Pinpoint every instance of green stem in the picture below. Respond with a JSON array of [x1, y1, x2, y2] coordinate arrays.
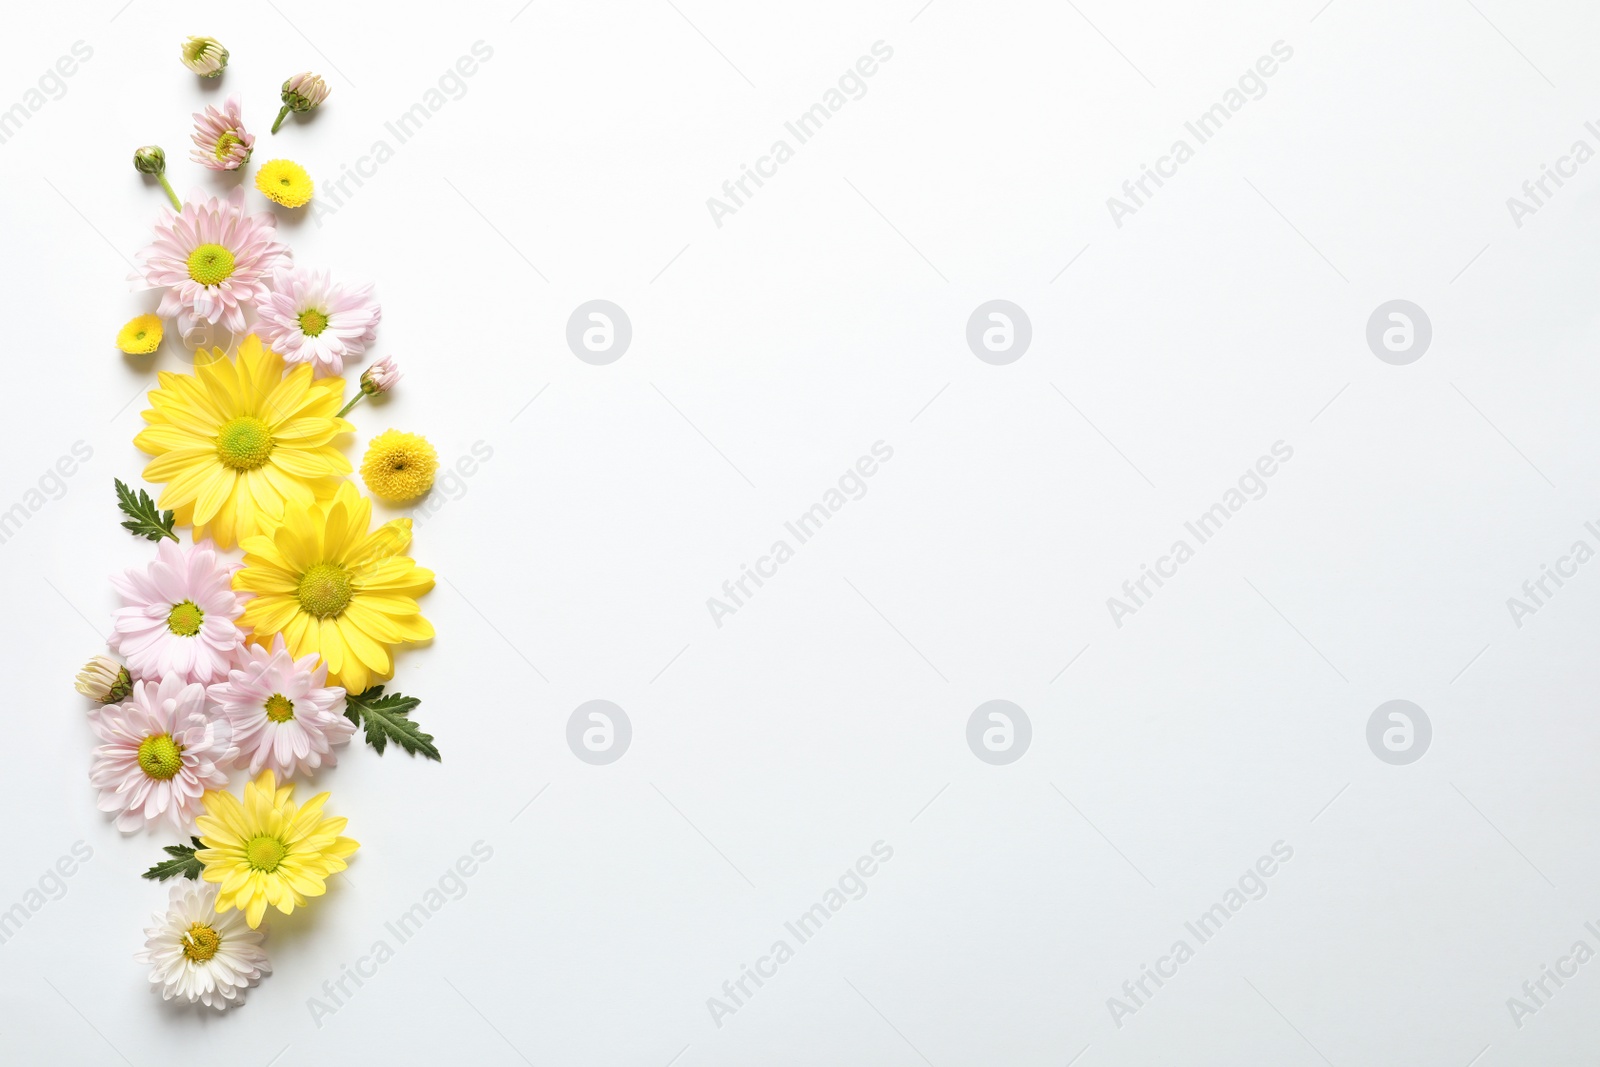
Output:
[[335, 393, 365, 419], [271, 105, 291, 134], [157, 174, 180, 210]]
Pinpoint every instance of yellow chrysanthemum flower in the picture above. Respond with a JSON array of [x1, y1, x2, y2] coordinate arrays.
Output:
[[117, 314, 163, 354], [195, 769, 359, 929], [235, 480, 435, 693], [360, 430, 438, 502], [255, 159, 313, 207], [134, 335, 353, 548]]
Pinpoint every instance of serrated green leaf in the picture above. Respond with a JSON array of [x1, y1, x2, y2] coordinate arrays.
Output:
[[344, 686, 440, 761], [142, 837, 204, 881], [115, 478, 177, 542]]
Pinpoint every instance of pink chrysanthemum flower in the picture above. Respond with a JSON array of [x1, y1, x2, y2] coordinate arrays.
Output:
[[208, 635, 353, 779], [132, 188, 290, 335], [255, 267, 381, 377], [110, 540, 246, 686], [90, 675, 232, 832], [190, 94, 254, 171]]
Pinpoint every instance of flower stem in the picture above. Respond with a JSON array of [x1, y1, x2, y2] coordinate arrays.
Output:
[[335, 393, 365, 419], [157, 174, 180, 210], [271, 105, 291, 134]]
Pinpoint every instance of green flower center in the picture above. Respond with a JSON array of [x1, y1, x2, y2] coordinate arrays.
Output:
[[298, 308, 329, 337], [264, 693, 295, 723], [297, 562, 352, 618], [214, 132, 243, 160], [186, 243, 236, 286], [216, 415, 274, 470], [137, 734, 184, 780], [181, 923, 220, 962], [166, 599, 204, 636], [245, 835, 287, 873]]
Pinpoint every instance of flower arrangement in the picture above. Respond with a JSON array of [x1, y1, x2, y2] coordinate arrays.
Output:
[[95, 43, 443, 1011]]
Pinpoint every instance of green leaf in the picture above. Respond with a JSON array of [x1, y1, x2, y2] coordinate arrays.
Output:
[[142, 837, 204, 882], [115, 478, 177, 542], [344, 686, 440, 760]]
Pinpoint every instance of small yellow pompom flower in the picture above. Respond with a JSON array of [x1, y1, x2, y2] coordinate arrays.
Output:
[[195, 769, 359, 929], [360, 430, 438, 503], [117, 314, 163, 354], [255, 159, 313, 207]]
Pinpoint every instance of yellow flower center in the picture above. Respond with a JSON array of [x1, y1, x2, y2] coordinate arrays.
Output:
[[264, 693, 295, 722], [166, 599, 204, 636], [298, 308, 329, 337], [297, 562, 352, 618], [181, 923, 220, 962], [186, 243, 236, 286], [216, 416, 275, 470], [137, 734, 184, 780], [214, 132, 242, 160], [245, 835, 287, 872]]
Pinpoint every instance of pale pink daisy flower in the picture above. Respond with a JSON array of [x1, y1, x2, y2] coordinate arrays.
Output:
[[110, 540, 245, 686], [90, 674, 232, 832], [137, 881, 270, 1011], [208, 635, 353, 779], [256, 267, 381, 377], [131, 188, 290, 335], [189, 93, 254, 171]]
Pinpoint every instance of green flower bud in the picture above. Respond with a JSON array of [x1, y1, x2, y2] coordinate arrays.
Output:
[[133, 146, 180, 209], [133, 145, 165, 175]]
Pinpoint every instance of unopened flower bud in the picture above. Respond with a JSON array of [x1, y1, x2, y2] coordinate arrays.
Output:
[[133, 146, 180, 210], [361, 356, 400, 395], [76, 654, 132, 704], [133, 145, 165, 175], [181, 36, 229, 77], [337, 356, 400, 418], [272, 73, 330, 133]]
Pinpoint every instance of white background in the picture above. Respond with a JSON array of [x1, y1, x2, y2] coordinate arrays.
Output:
[[4, 1, 1600, 1064]]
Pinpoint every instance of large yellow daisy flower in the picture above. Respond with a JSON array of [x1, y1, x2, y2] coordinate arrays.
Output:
[[134, 334, 353, 548], [234, 480, 434, 693], [195, 769, 359, 929]]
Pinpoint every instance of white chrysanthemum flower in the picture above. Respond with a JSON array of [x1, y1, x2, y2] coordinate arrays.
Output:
[[256, 267, 381, 377], [136, 881, 269, 1010], [208, 635, 353, 779]]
